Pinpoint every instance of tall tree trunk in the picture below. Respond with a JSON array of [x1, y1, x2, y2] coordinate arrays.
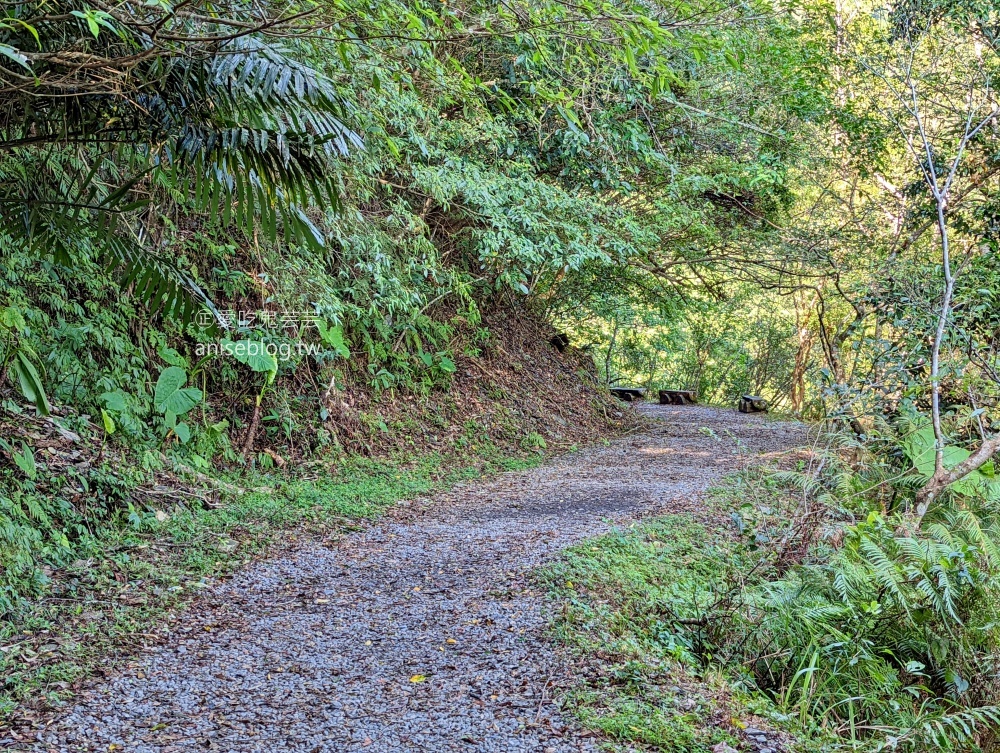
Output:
[[790, 292, 817, 414]]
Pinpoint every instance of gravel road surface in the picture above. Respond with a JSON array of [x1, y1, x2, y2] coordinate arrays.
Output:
[[33, 405, 807, 752]]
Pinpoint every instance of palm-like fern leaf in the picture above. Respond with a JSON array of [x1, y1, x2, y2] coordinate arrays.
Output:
[[0, 3, 362, 323]]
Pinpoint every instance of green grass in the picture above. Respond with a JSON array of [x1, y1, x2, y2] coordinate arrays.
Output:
[[540, 471, 798, 752], [0, 447, 545, 727], [572, 687, 722, 752], [547, 515, 734, 663], [542, 512, 745, 751], [544, 464, 982, 752]]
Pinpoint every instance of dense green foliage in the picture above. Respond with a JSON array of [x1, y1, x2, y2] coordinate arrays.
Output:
[[3, 0, 1000, 746], [0, 0, 824, 614]]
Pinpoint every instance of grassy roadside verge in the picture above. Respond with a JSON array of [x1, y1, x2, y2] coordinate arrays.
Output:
[[540, 471, 806, 753], [0, 445, 544, 734], [545, 432, 1000, 753]]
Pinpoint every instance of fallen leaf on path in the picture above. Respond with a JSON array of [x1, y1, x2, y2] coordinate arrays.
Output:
[[409, 674, 426, 683]]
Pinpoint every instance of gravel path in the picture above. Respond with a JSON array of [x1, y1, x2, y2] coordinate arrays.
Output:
[[33, 406, 807, 753]]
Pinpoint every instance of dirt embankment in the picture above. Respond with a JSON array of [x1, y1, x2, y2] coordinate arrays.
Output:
[[320, 307, 639, 458]]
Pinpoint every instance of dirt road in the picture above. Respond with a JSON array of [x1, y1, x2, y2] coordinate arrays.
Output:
[[34, 406, 806, 752]]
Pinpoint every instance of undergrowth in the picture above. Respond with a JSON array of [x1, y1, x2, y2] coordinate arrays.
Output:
[[545, 423, 1000, 752], [0, 215, 624, 732], [547, 515, 746, 752], [0, 232, 623, 615]]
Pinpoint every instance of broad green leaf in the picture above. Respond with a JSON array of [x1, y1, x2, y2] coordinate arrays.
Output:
[[70, 10, 100, 38], [317, 321, 350, 358], [174, 422, 191, 444], [903, 425, 1000, 501], [14, 441, 36, 480], [11, 350, 50, 415], [100, 390, 128, 412], [101, 408, 116, 435], [158, 346, 188, 368], [0, 306, 26, 330], [903, 426, 970, 478], [0, 43, 29, 69], [224, 340, 278, 384], [154, 366, 202, 415], [623, 45, 639, 76]]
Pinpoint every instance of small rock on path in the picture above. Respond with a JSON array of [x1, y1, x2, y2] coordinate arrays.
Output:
[[34, 406, 807, 752]]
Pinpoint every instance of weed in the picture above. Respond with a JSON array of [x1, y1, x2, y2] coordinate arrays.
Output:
[[521, 432, 548, 451]]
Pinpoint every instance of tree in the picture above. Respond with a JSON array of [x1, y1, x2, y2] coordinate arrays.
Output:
[[850, 0, 1000, 521]]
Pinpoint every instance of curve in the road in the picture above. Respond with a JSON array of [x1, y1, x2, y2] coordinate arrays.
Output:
[[35, 406, 807, 753]]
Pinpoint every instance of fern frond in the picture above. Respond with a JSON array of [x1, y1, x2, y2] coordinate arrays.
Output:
[[105, 236, 222, 326]]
